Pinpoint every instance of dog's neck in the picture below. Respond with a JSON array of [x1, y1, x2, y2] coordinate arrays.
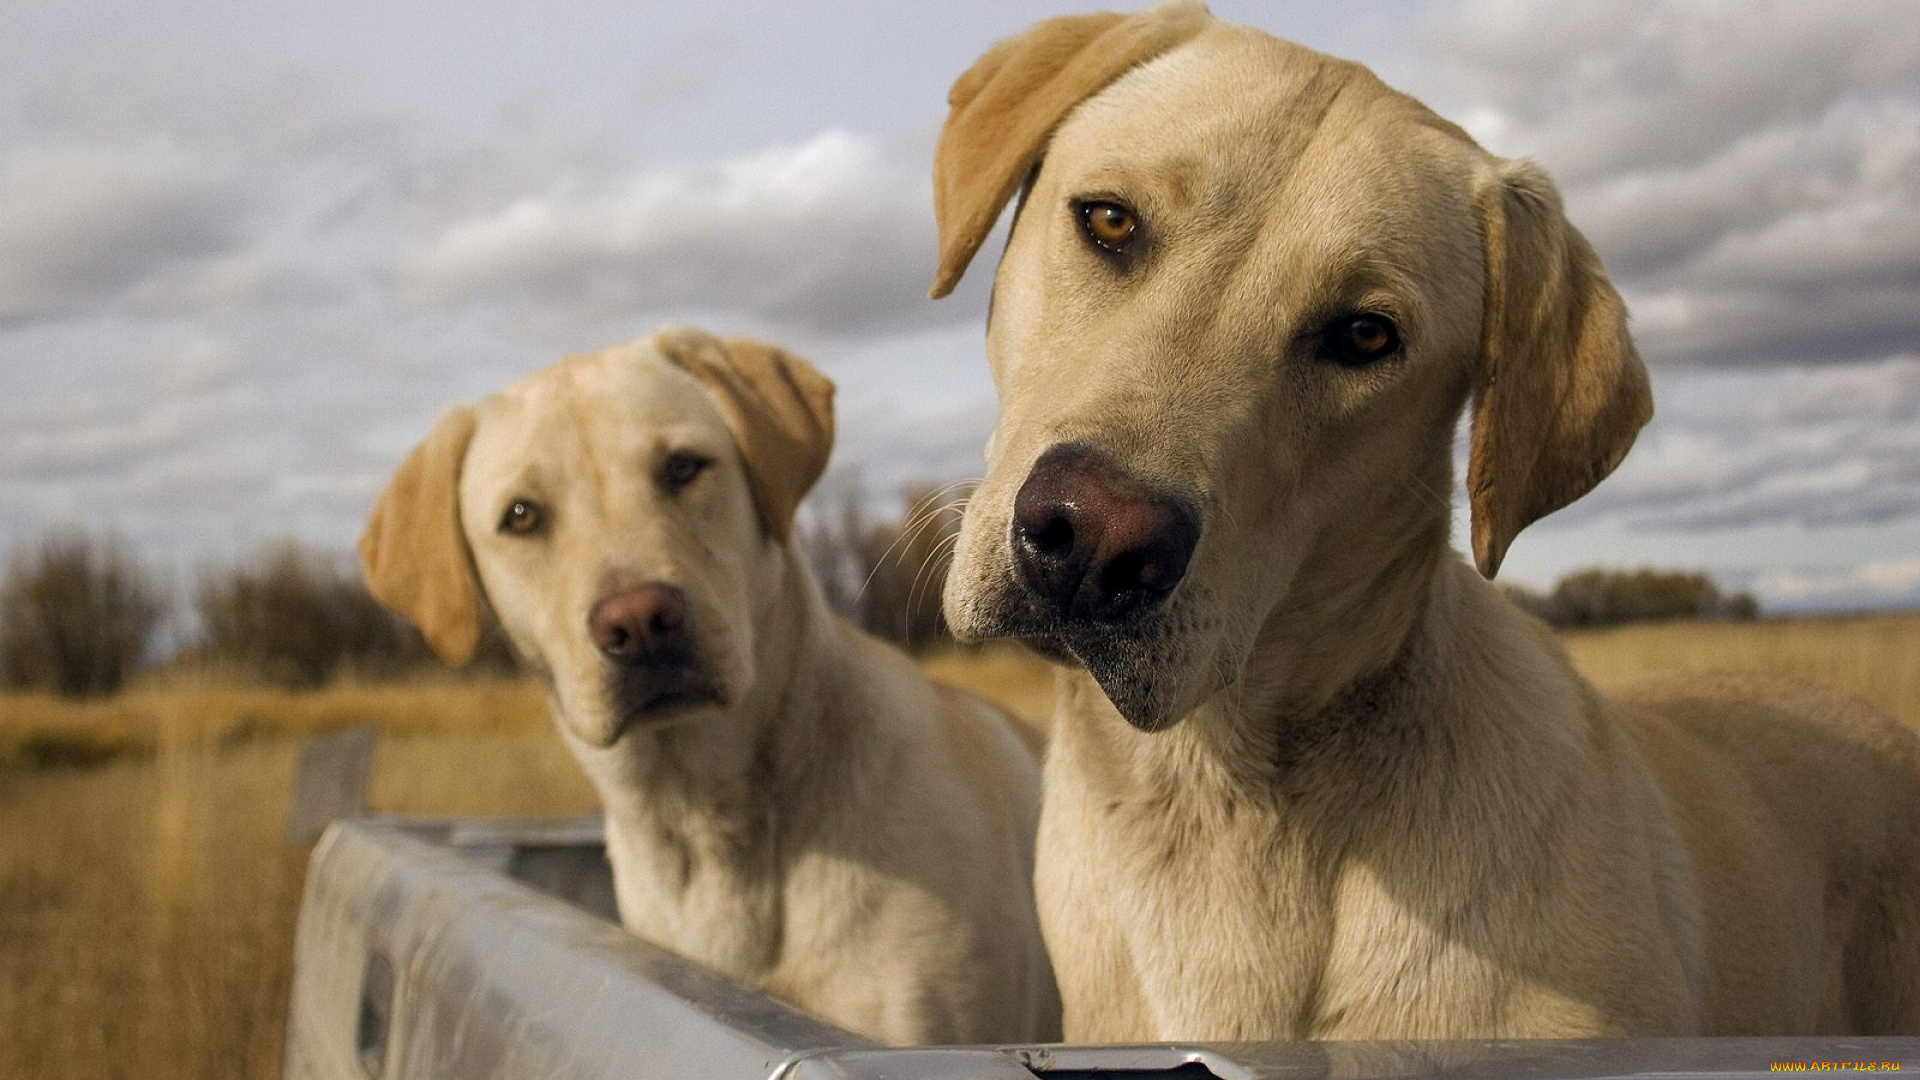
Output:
[[1249, 493, 1452, 719], [561, 543, 861, 982], [1171, 457, 1456, 777]]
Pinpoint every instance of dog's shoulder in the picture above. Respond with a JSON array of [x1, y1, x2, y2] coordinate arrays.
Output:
[[1607, 668, 1920, 852], [1611, 668, 1913, 763]]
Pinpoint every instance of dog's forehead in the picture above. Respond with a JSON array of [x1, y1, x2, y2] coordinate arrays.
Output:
[[1055, 27, 1482, 232], [469, 340, 733, 464]]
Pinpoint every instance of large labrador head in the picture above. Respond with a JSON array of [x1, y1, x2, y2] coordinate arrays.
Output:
[[933, 3, 1650, 730], [359, 328, 834, 748]]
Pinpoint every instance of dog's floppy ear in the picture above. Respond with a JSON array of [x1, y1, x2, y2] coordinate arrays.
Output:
[[359, 406, 483, 665], [1467, 159, 1653, 579], [655, 327, 835, 544], [929, 1, 1212, 299]]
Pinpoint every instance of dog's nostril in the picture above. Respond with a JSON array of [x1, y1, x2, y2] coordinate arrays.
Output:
[[1102, 550, 1148, 592], [1025, 515, 1075, 556], [1091, 522, 1196, 620]]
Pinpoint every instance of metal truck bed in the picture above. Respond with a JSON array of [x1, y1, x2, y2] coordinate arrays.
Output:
[[284, 817, 1919, 1080]]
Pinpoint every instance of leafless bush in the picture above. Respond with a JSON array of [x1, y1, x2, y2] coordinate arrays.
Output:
[[0, 530, 165, 697], [194, 541, 430, 687], [1505, 567, 1761, 628], [802, 479, 969, 652]]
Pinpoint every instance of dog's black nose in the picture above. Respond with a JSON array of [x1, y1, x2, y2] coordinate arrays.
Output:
[[589, 584, 691, 664], [1012, 444, 1199, 624]]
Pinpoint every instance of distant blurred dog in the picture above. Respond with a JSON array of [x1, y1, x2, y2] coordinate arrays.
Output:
[[930, 2, 1920, 1040], [360, 327, 1059, 1045]]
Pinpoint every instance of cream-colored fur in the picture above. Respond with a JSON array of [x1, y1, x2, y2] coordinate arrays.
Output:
[[360, 328, 1059, 1045], [932, 3, 1920, 1040]]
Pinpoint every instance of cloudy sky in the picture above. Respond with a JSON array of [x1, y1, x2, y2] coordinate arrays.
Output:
[[3, 0, 1917, 612]]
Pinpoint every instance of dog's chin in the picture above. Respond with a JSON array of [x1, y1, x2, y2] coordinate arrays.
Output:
[[613, 669, 728, 734], [960, 583, 1205, 734], [563, 670, 728, 748], [1062, 631, 1198, 733]]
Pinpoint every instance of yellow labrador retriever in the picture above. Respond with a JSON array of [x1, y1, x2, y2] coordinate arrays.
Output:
[[359, 327, 1060, 1045], [931, 2, 1920, 1040]]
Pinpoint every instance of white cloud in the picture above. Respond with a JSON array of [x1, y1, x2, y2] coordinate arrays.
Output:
[[0, 381, 265, 479], [150, 333, 244, 395], [1571, 99, 1920, 279], [395, 129, 967, 345], [1540, 355, 1920, 533], [0, 57, 426, 328], [1754, 557, 1920, 610], [0, 138, 246, 320], [1423, 0, 1920, 370], [1428, 0, 1920, 180], [126, 251, 350, 316]]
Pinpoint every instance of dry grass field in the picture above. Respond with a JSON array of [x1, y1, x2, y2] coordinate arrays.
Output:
[[0, 674, 592, 1078], [2, 614, 1916, 1078], [1561, 613, 1920, 724]]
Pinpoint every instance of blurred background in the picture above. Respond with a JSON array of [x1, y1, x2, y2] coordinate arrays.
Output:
[[2, 0, 1916, 1075]]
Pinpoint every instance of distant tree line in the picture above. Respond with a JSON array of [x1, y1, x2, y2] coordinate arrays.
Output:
[[186, 540, 520, 686], [0, 531, 514, 698], [0, 506, 1757, 699], [1502, 567, 1759, 628]]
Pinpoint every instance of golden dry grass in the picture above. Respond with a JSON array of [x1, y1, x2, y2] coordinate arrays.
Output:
[[0, 675, 589, 1080], [921, 641, 1061, 735], [0, 670, 550, 768], [1, 612, 1915, 1079], [0, 738, 310, 1077], [1561, 612, 1920, 726]]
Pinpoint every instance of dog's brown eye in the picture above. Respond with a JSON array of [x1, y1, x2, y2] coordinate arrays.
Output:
[[660, 452, 711, 492], [1326, 314, 1402, 366], [1079, 200, 1138, 253], [499, 498, 546, 536]]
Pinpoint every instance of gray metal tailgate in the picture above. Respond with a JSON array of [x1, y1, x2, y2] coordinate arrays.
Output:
[[285, 817, 1920, 1080]]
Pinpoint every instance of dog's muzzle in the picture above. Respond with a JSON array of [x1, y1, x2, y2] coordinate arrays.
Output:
[[985, 444, 1206, 732], [589, 583, 725, 737]]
